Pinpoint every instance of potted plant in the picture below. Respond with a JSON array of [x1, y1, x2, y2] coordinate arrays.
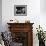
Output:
[[36, 25, 45, 46]]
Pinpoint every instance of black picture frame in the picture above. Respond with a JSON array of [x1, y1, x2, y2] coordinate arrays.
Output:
[[14, 5, 27, 16]]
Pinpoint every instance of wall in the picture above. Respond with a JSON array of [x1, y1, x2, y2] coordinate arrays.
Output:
[[0, 0, 2, 32], [40, 0, 46, 46], [2, 0, 40, 30], [2, 0, 40, 46], [40, 0, 46, 13], [40, 0, 46, 31]]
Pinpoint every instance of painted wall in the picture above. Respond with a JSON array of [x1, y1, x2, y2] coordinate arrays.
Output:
[[2, 0, 40, 30], [40, 1, 46, 45], [0, 0, 2, 32], [40, 0, 46, 31], [40, 0, 46, 13]]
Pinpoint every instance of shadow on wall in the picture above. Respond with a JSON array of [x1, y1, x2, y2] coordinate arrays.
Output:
[[40, 0, 46, 14], [0, 0, 2, 32]]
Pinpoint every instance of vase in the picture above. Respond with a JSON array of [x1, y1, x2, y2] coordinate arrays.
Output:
[[39, 40, 45, 46]]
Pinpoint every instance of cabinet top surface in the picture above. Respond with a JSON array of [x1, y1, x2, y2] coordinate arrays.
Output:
[[7, 23, 34, 25]]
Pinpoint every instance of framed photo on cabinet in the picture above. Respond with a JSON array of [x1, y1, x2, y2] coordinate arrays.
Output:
[[14, 5, 27, 16]]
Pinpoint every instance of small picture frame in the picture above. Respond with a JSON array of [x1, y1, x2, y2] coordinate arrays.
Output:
[[14, 5, 27, 16]]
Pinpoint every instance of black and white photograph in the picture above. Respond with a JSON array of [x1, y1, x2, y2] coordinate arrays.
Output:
[[14, 5, 27, 16], [16, 7, 25, 14]]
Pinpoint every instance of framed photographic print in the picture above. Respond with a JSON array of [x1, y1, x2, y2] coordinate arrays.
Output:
[[14, 5, 27, 16]]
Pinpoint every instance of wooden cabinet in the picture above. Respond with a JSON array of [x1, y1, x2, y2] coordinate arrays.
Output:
[[7, 23, 34, 46]]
